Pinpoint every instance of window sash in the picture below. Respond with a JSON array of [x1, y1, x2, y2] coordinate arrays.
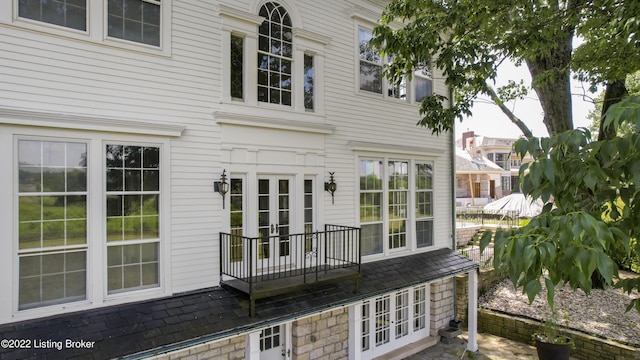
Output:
[[107, 0, 161, 46], [105, 144, 161, 294], [230, 35, 244, 100], [18, 0, 88, 31], [17, 139, 89, 309]]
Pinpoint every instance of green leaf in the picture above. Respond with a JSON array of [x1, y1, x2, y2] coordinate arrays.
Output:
[[545, 278, 556, 310], [524, 279, 542, 304], [479, 230, 493, 252], [595, 251, 614, 285]]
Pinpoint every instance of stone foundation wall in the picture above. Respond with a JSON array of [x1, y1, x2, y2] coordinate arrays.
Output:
[[292, 308, 350, 360], [479, 309, 640, 360], [154, 335, 246, 360], [430, 278, 455, 333]]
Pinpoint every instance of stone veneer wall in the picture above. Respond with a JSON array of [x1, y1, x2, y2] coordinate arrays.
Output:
[[455, 226, 483, 247], [430, 278, 456, 333], [292, 308, 350, 360], [479, 309, 640, 360], [455, 267, 505, 323], [154, 335, 246, 360]]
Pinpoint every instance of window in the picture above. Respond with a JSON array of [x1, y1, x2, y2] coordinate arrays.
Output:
[[359, 158, 434, 255], [258, 2, 292, 106], [260, 325, 281, 351], [304, 54, 314, 111], [388, 161, 408, 249], [107, 0, 161, 46], [230, 35, 244, 100], [361, 301, 371, 351], [358, 28, 382, 94], [375, 295, 390, 346], [415, 163, 433, 248], [414, 65, 433, 102], [359, 160, 383, 256], [229, 178, 244, 262], [18, 0, 87, 31], [13, 134, 166, 313], [106, 145, 160, 293], [395, 290, 409, 339], [413, 285, 426, 330], [358, 285, 430, 357], [501, 175, 511, 193], [17, 140, 88, 310], [15, 0, 167, 49], [494, 153, 510, 170]]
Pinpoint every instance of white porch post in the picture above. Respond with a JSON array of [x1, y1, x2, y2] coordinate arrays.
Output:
[[467, 269, 479, 352]]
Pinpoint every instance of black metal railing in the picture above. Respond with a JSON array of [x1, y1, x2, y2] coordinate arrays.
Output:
[[458, 245, 494, 270], [219, 224, 361, 315]]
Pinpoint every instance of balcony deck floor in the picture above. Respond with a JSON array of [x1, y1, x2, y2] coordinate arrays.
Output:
[[221, 265, 361, 299]]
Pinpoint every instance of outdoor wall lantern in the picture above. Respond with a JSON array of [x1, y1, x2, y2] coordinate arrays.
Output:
[[324, 172, 337, 204], [214, 169, 229, 209]]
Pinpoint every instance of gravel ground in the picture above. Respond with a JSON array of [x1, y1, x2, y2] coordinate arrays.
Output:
[[479, 272, 640, 347]]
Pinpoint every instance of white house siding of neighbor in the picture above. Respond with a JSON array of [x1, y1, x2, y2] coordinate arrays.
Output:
[[0, 0, 479, 359]]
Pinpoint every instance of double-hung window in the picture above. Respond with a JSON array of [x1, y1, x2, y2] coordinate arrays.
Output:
[[106, 145, 160, 293], [359, 158, 434, 256], [107, 0, 161, 47], [358, 28, 382, 94], [18, 0, 87, 31], [15, 0, 167, 49], [357, 27, 433, 103], [17, 140, 88, 310], [15, 136, 164, 312]]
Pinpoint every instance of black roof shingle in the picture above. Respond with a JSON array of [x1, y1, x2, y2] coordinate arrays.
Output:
[[0, 248, 477, 360]]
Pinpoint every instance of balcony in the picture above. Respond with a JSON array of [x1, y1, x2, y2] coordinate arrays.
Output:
[[220, 224, 361, 316]]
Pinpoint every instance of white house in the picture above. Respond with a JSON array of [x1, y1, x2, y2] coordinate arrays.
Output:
[[0, 0, 479, 359]]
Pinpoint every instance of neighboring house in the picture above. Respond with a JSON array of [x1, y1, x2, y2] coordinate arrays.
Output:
[[457, 131, 532, 205], [0, 1, 479, 359], [455, 147, 504, 207]]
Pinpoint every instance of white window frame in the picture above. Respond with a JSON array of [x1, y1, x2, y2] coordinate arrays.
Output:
[[3, 126, 171, 321], [358, 157, 436, 259], [219, 4, 328, 118], [1, 0, 172, 55], [352, 14, 435, 105], [350, 285, 431, 359]]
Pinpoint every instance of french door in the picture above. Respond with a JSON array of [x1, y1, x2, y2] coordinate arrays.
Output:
[[257, 176, 292, 271], [260, 324, 285, 360]]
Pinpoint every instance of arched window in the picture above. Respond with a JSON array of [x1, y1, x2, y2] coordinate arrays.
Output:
[[258, 2, 293, 106]]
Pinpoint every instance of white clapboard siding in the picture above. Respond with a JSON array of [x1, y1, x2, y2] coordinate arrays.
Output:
[[0, 0, 455, 320]]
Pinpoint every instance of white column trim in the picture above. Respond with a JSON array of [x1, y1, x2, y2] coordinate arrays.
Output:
[[467, 269, 479, 352]]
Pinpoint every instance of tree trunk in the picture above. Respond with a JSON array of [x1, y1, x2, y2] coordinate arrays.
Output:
[[598, 80, 628, 141], [526, 29, 574, 136]]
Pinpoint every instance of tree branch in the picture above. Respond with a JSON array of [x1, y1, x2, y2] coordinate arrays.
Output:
[[485, 85, 534, 138]]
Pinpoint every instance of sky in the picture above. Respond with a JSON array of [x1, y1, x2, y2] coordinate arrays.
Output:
[[454, 61, 597, 141]]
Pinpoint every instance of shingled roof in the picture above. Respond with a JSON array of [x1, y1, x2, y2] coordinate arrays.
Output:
[[0, 248, 477, 360]]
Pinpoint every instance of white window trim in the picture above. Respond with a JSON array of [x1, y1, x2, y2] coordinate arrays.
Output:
[[1, 0, 172, 56], [219, 4, 330, 118], [355, 153, 437, 260], [2, 126, 172, 323], [351, 9, 434, 105], [349, 285, 431, 360]]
